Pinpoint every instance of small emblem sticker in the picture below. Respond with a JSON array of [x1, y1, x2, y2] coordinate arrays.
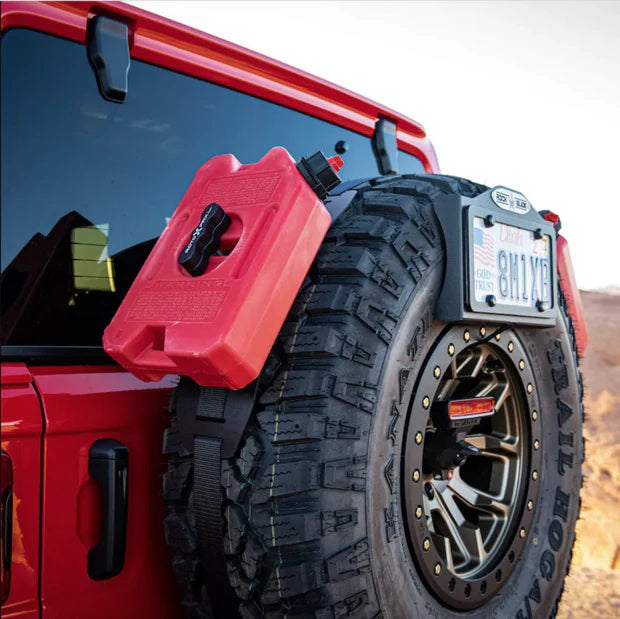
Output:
[[491, 187, 531, 215]]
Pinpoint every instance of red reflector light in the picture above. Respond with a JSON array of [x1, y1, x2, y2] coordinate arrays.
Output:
[[448, 397, 495, 420]]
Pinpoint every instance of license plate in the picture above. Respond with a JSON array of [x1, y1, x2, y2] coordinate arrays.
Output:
[[471, 216, 553, 311]]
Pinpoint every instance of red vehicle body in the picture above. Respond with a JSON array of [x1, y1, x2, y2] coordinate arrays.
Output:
[[0, 2, 440, 616], [0, 2, 586, 618]]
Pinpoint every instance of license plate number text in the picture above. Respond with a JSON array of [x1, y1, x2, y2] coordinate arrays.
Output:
[[472, 217, 552, 311]]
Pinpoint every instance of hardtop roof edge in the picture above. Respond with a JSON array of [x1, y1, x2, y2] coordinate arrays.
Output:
[[0, 0, 440, 172]]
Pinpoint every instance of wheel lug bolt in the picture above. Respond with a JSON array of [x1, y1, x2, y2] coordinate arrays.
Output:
[[433, 366, 441, 378], [508, 341, 514, 352], [422, 396, 430, 409], [464, 330, 471, 342], [423, 538, 431, 551], [434, 563, 442, 575], [532, 470, 538, 481], [531, 410, 538, 421], [415, 431, 423, 444], [527, 500, 534, 511], [415, 506, 423, 519], [519, 528, 526, 539], [480, 326, 486, 337], [519, 359, 525, 370], [448, 344, 455, 356], [533, 440, 540, 450], [424, 482, 435, 500], [527, 383, 533, 394], [495, 333, 501, 341], [412, 469, 420, 482]]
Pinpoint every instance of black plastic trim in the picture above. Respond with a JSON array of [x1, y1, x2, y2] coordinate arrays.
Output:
[[324, 189, 358, 222], [327, 177, 374, 196]]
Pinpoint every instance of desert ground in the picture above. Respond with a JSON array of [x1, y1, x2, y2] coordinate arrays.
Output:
[[557, 290, 620, 618]]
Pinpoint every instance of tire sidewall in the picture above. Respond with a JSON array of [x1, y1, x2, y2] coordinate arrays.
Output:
[[367, 268, 583, 618]]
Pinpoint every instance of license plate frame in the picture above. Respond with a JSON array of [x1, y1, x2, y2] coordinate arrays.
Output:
[[465, 203, 557, 319]]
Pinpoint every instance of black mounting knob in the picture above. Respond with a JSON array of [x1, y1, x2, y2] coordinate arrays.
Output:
[[178, 202, 231, 277]]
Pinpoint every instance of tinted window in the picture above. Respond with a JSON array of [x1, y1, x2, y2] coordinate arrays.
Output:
[[399, 150, 428, 174], [1, 29, 424, 347]]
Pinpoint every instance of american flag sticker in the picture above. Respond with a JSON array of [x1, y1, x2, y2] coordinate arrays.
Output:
[[473, 224, 495, 268]]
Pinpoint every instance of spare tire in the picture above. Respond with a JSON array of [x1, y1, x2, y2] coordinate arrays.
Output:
[[163, 174, 583, 618]]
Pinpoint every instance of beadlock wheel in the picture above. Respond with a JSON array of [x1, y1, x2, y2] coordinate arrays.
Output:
[[403, 326, 542, 609]]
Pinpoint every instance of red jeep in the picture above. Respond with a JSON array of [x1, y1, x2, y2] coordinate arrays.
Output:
[[1, 2, 587, 618]]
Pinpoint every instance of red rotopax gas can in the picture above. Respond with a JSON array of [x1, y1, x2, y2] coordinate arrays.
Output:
[[103, 147, 333, 389]]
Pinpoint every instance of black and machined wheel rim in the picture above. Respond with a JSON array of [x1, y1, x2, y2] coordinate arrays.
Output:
[[402, 326, 543, 610]]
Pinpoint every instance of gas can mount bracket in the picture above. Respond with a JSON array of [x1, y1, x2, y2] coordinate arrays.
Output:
[[174, 378, 259, 459]]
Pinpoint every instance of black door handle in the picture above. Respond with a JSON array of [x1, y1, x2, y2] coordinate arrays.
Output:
[[88, 439, 128, 580]]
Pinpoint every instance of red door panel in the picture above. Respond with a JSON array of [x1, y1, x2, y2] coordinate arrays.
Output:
[[1, 363, 43, 619], [31, 366, 182, 619]]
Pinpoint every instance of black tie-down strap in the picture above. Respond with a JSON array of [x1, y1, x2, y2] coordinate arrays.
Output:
[[194, 436, 239, 617], [175, 377, 258, 618]]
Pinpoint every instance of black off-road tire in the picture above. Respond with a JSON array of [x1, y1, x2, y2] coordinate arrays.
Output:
[[163, 174, 584, 618]]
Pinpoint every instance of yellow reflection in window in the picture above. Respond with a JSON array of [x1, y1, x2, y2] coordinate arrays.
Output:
[[71, 224, 116, 292]]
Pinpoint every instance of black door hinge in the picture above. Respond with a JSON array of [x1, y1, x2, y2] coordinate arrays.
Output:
[[372, 118, 398, 175], [87, 16, 130, 103]]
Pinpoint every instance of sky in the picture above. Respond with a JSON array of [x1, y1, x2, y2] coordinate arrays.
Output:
[[130, 1, 620, 290]]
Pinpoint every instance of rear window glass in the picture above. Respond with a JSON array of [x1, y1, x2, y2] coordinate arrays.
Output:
[[1, 28, 424, 347]]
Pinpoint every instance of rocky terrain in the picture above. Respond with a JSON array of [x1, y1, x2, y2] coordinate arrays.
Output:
[[558, 290, 620, 617]]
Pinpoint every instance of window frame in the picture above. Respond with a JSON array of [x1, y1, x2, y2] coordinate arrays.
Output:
[[0, 2, 439, 171], [0, 4, 439, 361]]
